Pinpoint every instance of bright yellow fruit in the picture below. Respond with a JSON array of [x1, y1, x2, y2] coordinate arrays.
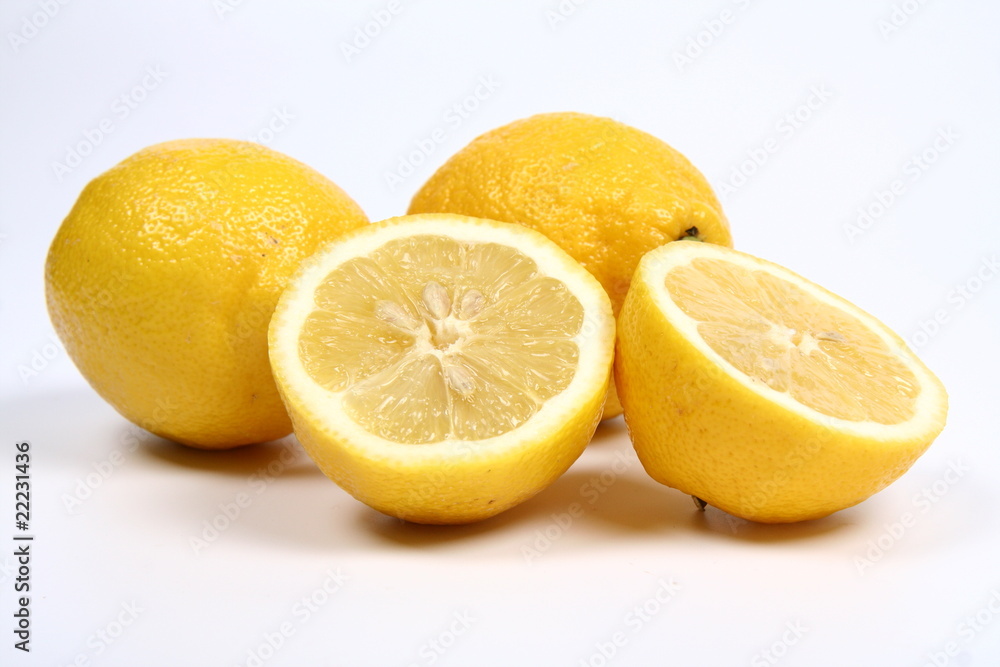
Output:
[[268, 214, 615, 524], [615, 241, 948, 523], [45, 139, 368, 449], [408, 112, 732, 418]]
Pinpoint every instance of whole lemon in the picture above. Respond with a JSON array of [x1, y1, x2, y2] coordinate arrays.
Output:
[[408, 112, 732, 418], [45, 139, 369, 448]]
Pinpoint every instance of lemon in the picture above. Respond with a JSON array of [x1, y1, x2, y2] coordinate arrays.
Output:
[[615, 242, 948, 523], [408, 111, 732, 418], [268, 214, 615, 524], [45, 139, 369, 449]]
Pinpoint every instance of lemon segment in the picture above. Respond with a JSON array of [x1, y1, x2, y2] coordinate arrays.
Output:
[[615, 242, 948, 523], [269, 214, 615, 524]]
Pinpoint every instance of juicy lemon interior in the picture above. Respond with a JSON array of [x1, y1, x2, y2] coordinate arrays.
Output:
[[665, 257, 918, 424], [298, 235, 584, 443]]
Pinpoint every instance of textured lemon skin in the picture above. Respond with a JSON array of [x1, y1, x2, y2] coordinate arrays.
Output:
[[615, 249, 948, 523], [408, 112, 731, 419], [269, 215, 615, 524], [45, 139, 368, 449]]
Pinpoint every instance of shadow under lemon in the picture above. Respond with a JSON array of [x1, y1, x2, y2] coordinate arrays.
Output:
[[132, 402, 852, 549]]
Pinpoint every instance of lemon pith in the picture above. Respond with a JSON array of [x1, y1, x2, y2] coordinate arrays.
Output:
[[615, 242, 948, 523], [269, 214, 615, 524], [408, 112, 732, 419]]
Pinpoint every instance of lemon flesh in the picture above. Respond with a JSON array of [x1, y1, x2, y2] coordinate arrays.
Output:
[[300, 235, 584, 443], [615, 242, 948, 523], [667, 258, 919, 425], [270, 214, 615, 524]]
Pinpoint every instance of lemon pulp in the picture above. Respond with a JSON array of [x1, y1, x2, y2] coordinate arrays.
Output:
[[665, 258, 919, 424], [298, 235, 585, 444]]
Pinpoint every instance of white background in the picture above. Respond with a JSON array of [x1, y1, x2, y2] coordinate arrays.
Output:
[[2, 1, 1000, 665]]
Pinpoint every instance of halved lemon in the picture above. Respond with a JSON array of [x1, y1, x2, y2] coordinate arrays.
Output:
[[615, 241, 948, 523], [269, 214, 615, 524]]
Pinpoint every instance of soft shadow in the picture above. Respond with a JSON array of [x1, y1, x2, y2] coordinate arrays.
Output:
[[357, 463, 601, 549], [140, 436, 319, 479], [355, 509, 508, 547], [587, 416, 628, 446], [574, 473, 691, 532], [360, 453, 688, 548], [89, 381, 847, 548], [688, 501, 854, 542], [4, 389, 125, 460]]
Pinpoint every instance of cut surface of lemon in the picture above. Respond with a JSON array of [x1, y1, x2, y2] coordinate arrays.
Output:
[[615, 241, 947, 522], [269, 214, 615, 524]]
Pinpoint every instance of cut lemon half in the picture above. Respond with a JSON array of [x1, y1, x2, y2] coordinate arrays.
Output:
[[269, 214, 615, 524], [615, 241, 948, 523]]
